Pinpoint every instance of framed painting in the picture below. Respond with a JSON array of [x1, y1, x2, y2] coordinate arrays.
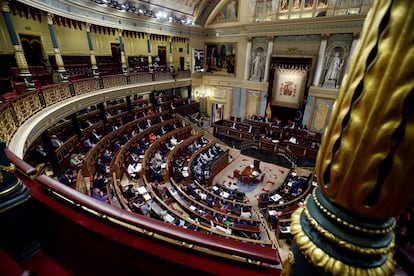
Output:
[[205, 43, 236, 76], [193, 48, 204, 72]]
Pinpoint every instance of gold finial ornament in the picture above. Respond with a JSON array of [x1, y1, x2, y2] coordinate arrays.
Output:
[[316, 0, 414, 218]]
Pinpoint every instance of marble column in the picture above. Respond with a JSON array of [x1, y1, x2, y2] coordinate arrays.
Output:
[[86, 23, 99, 77], [312, 34, 328, 86], [147, 34, 152, 69], [264, 36, 274, 82], [169, 37, 173, 66], [244, 37, 253, 80], [47, 13, 68, 82], [1, 1, 35, 91], [118, 29, 128, 75]]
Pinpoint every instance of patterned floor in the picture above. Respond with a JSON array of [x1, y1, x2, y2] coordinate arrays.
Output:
[[212, 153, 291, 207]]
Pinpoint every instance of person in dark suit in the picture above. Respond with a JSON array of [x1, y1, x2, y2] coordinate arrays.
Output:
[[59, 170, 75, 187], [145, 118, 152, 128], [95, 158, 107, 173], [139, 137, 149, 149], [113, 140, 122, 151], [149, 163, 163, 183], [135, 145, 145, 155], [32, 144, 48, 164], [102, 149, 113, 162], [90, 129, 101, 143], [51, 135, 63, 148], [93, 172, 107, 190], [83, 138, 94, 149]]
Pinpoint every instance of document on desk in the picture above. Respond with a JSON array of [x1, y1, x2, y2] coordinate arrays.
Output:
[[271, 194, 282, 202]]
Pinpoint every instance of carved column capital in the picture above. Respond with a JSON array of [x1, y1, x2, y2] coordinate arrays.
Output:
[[0, 0, 10, 13], [47, 13, 54, 25]]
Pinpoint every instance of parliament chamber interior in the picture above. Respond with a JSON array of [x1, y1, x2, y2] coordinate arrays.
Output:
[[0, 0, 413, 275]]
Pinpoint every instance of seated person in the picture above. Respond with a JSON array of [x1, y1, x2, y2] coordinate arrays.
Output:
[[170, 136, 178, 146], [102, 149, 113, 162], [127, 162, 142, 179], [200, 136, 209, 145], [58, 170, 75, 187], [136, 123, 144, 132], [70, 153, 83, 168], [31, 144, 48, 164], [110, 124, 119, 131], [50, 134, 63, 148], [128, 152, 139, 164], [139, 137, 149, 149], [151, 151, 163, 167], [93, 172, 108, 190], [95, 158, 108, 173], [83, 138, 95, 149], [147, 109, 154, 116], [254, 168, 263, 182], [148, 163, 163, 183], [135, 144, 145, 155], [91, 187, 108, 203], [149, 133, 156, 144], [113, 140, 122, 151], [121, 133, 129, 144], [90, 129, 101, 143], [145, 118, 152, 128], [84, 119, 94, 128], [163, 142, 173, 153], [160, 126, 167, 135]]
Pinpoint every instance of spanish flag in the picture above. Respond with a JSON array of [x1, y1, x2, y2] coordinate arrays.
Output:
[[265, 102, 272, 119]]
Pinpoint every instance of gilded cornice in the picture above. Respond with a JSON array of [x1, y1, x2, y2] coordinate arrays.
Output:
[[203, 14, 366, 38], [18, 0, 366, 40]]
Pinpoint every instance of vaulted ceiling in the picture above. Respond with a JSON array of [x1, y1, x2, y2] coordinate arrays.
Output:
[[89, 0, 222, 26]]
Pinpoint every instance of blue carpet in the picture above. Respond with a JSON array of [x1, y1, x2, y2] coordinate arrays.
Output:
[[236, 180, 258, 193]]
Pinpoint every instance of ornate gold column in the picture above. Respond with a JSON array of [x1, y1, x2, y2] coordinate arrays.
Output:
[[285, 1, 414, 275]]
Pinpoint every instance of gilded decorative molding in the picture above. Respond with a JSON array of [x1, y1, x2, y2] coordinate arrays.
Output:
[[302, 202, 394, 255], [275, 34, 321, 42], [0, 163, 16, 184], [311, 188, 395, 234], [290, 208, 396, 275], [316, 0, 414, 218]]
